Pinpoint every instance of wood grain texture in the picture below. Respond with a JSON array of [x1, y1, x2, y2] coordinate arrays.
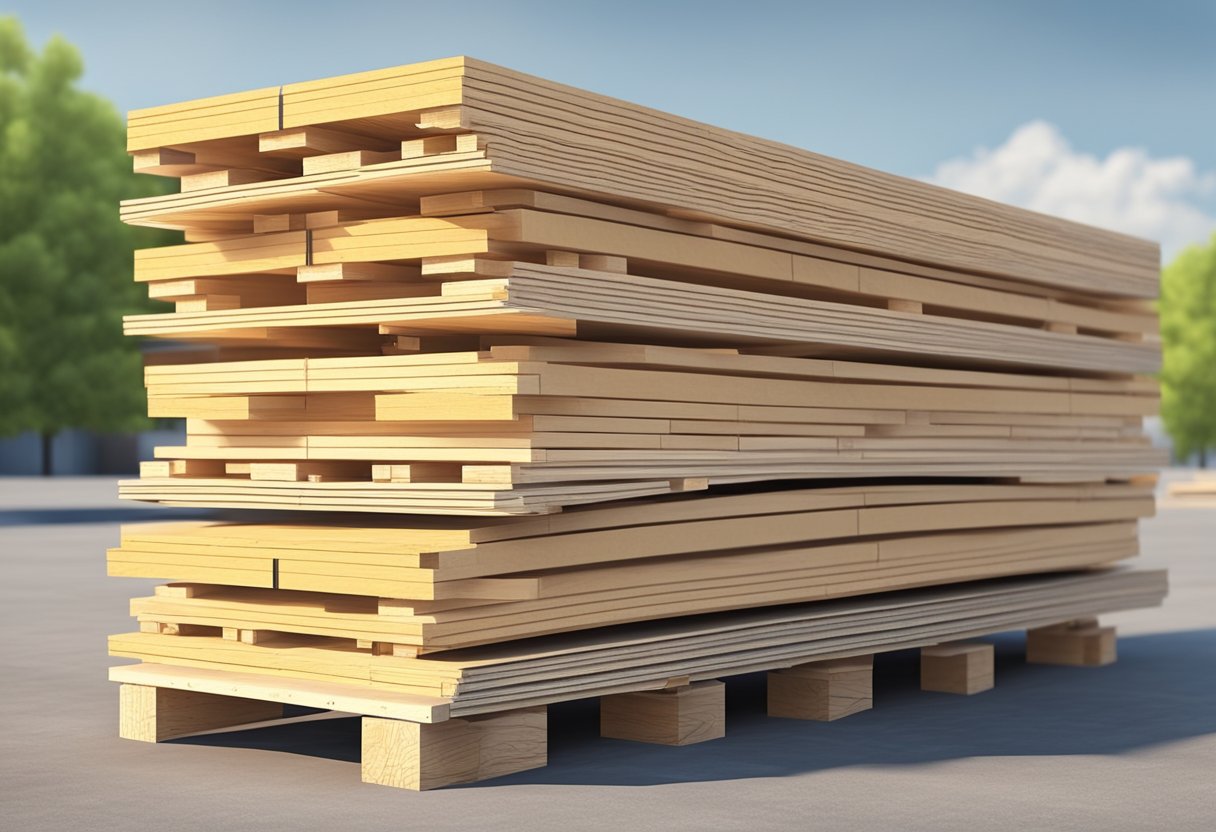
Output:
[[600, 681, 725, 746], [118, 683, 282, 742], [110, 664, 449, 722], [108, 569, 1164, 719], [125, 58, 1159, 295], [920, 642, 995, 695], [361, 706, 546, 790], [1027, 621, 1117, 666], [767, 656, 873, 721]]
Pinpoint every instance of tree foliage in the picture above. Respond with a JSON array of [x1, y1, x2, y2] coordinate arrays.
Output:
[[1160, 233, 1216, 465], [0, 16, 175, 456]]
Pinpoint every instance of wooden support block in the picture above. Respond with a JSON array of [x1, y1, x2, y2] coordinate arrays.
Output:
[[304, 209, 385, 229], [296, 262, 419, 283], [887, 298, 923, 314], [181, 169, 280, 192], [178, 228, 246, 243], [370, 642, 419, 657], [419, 256, 515, 278], [1045, 321, 1079, 335], [767, 655, 873, 721], [119, 683, 283, 743], [921, 642, 994, 695], [382, 335, 423, 355], [132, 147, 218, 177], [259, 126, 393, 158], [371, 462, 462, 483], [579, 254, 628, 273], [248, 461, 370, 482], [400, 133, 479, 158], [154, 584, 204, 599], [415, 106, 467, 131], [162, 457, 230, 477], [669, 477, 709, 492], [545, 250, 582, 268], [462, 464, 516, 484], [1027, 620, 1117, 666], [361, 706, 546, 791], [175, 294, 242, 312], [600, 680, 725, 746], [253, 214, 307, 234], [302, 149, 400, 175], [154, 622, 219, 637]]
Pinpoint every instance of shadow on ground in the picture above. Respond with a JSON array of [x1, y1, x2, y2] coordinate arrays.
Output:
[[173, 628, 1216, 787], [0, 507, 213, 526]]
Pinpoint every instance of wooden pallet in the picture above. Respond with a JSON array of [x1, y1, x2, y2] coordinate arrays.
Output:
[[112, 599, 1139, 790]]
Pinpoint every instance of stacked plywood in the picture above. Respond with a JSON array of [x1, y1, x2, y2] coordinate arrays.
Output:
[[110, 57, 1167, 788]]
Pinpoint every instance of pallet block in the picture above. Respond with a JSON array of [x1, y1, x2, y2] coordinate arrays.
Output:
[[767, 655, 873, 721], [119, 683, 283, 742], [1027, 618, 1117, 666], [599, 680, 726, 746], [362, 706, 547, 791], [920, 642, 995, 695]]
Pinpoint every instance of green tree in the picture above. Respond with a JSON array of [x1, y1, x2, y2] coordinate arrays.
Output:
[[0, 17, 175, 473], [1160, 233, 1216, 467]]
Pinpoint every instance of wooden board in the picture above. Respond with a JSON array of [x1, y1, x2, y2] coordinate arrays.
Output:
[[108, 481, 1151, 649], [124, 58, 1159, 296], [125, 263, 1159, 374]]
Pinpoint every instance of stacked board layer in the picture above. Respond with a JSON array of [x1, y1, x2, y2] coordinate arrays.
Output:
[[111, 57, 1166, 776], [112, 568, 1167, 718], [112, 481, 1154, 651]]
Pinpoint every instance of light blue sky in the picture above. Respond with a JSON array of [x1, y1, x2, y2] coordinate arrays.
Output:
[[8, 0, 1216, 254]]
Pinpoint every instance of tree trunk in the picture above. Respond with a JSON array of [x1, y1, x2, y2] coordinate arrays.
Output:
[[41, 431, 54, 476], [1201, 447, 1209, 470]]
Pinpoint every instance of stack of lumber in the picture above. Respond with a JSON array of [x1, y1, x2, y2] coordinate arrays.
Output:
[[111, 481, 1154, 651], [112, 568, 1167, 717], [110, 57, 1167, 784]]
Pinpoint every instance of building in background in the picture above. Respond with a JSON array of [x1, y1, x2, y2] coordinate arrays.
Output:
[[0, 423, 184, 475]]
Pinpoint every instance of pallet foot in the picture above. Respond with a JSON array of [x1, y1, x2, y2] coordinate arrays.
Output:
[[1027, 618, 1116, 666], [600, 680, 725, 745], [921, 642, 994, 695], [767, 655, 873, 721], [362, 706, 547, 791], [119, 683, 284, 742]]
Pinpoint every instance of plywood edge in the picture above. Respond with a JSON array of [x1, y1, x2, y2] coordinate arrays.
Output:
[[109, 662, 450, 723]]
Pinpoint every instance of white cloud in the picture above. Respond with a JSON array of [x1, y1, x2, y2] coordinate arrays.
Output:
[[925, 121, 1216, 262]]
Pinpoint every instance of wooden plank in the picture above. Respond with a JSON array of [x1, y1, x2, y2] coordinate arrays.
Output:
[[110, 663, 450, 722]]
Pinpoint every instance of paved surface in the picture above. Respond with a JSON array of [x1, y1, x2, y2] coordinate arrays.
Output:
[[2, 474, 1213, 831]]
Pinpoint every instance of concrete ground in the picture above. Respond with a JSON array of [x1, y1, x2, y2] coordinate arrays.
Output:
[[1, 473, 1213, 831]]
